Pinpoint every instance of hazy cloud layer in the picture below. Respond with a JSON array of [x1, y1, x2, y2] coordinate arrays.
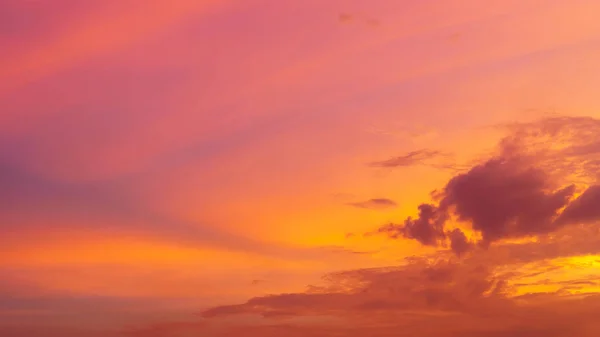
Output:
[[168, 240, 600, 336]]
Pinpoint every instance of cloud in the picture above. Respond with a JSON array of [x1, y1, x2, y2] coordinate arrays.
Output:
[[201, 259, 507, 319], [448, 228, 473, 256], [368, 149, 443, 168], [347, 198, 397, 210], [370, 204, 474, 255], [556, 185, 600, 226], [499, 116, 600, 182], [370, 117, 600, 253], [191, 252, 600, 337], [122, 115, 600, 336], [440, 158, 575, 243], [374, 204, 446, 246]]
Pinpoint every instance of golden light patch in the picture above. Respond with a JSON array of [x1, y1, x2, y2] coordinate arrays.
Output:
[[498, 255, 600, 298]]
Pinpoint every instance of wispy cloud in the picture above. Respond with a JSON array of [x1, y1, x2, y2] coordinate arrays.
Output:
[[337, 12, 380, 26], [368, 149, 443, 168], [347, 198, 397, 210]]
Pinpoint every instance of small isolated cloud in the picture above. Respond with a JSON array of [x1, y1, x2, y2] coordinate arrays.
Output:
[[338, 13, 354, 23], [338, 13, 380, 26], [372, 204, 473, 256], [347, 198, 397, 210], [369, 149, 443, 168]]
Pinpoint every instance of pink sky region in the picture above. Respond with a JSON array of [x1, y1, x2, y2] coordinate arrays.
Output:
[[2, 0, 600, 336]]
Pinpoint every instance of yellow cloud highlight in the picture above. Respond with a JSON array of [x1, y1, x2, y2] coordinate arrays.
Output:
[[500, 254, 600, 298]]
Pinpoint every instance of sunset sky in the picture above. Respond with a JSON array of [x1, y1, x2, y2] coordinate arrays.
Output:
[[2, 1, 600, 336]]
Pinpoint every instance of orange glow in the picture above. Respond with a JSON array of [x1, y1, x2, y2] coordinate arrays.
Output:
[[2, 1, 600, 336]]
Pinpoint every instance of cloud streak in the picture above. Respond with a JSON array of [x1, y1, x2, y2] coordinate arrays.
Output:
[[347, 198, 397, 210], [368, 149, 443, 168]]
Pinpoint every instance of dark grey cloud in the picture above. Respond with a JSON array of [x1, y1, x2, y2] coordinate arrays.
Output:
[[440, 158, 575, 243], [373, 157, 576, 253], [201, 259, 507, 319], [197, 256, 600, 337], [374, 204, 446, 246], [130, 222, 600, 337], [370, 116, 600, 254], [128, 116, 600, 337]]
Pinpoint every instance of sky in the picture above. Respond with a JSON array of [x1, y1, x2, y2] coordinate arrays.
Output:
[[2, 0, 600, 336]]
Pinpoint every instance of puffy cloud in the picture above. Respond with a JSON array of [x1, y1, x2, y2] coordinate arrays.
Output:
[[439, 158, 575, 243], [448, 229, 473, 256], [371, 117, 600, 253], [375, 204, 446, 246]]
